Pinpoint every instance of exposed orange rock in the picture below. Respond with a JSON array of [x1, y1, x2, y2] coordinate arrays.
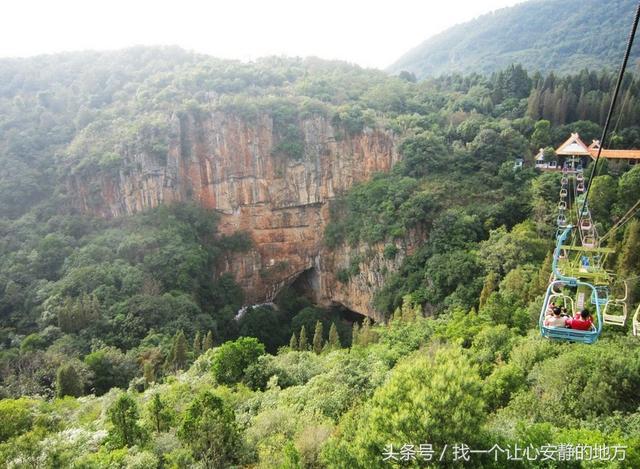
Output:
[[69, 111, 401, 318]]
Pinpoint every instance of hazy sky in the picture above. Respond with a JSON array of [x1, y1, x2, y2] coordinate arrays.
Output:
[[2, 0, 525, 69]]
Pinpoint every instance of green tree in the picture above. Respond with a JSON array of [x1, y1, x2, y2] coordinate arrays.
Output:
[[298, 326, 308, 351], [193, 331, 202, 357], [0, 399, 34, 443], [238, 305, 290, 353], [281, 441, 303, 468], [312, 321, 323, 354], [323, 347, 487, 467], [169, 330, 188, 371], [57, 293, 102, 334], [479, 271, 500, 309], [399, 131, 448, 177], [619, 219, 640, 271], [358, 317, 375, 346], [142, 361, 155, 386], [617, 165, 640, 211], [617, 220, 640, 304], [535, 251, 553, 294], [327, 323, 340, 349], [55, 363, 84, 398], [107, 393, 147, 448], [203, 330, 214, 351], [211, 337, 265, 385], [588, 175, 617, 225], [531, 119, 551, 149], [351, 322, 360, 347], [399, 295, 422, 322], [84, 346, 137, 396], [147, 393, 173, 433], [178, 391, 239, 469], [289, 332, 298, 350]]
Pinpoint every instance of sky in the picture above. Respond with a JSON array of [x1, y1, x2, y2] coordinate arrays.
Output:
[[1, 0, 526, 69]]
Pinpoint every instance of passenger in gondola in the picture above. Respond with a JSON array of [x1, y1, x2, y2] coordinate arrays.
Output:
[[566, 309, 594, 330], [579, 256, 590, 273], [544, 306, 568, 328], [561, 306, 569, 317]]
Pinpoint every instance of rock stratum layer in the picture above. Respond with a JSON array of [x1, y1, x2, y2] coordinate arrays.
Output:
[[69, 112, 401, 319]]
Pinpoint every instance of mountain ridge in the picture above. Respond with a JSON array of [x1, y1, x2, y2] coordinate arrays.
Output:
[[389, 0, 639, 78]]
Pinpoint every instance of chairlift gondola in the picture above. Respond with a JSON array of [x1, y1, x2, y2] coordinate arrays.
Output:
[[576, 182, 585, 193], [539, 226, 603, 344], [603, 280, 628, 326], [577, 206, 590, 218], [580, 218, 593, 231], [540, 280, 602, 344], [557, 214, 567, 227], [560, 188, 568, 197], [558, 200, 567, 210], [582, 232, 597, 249], [591, 285, 609, 307]]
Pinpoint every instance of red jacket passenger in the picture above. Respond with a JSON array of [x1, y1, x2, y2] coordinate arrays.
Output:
[[566, 310, 594, 331]]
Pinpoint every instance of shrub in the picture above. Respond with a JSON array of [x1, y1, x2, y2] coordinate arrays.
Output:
[[211, 337, 266, 385]]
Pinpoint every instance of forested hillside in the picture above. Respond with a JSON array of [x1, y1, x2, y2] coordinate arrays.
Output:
[[1, 49, 640, 467], [389, 0, 640, 79]]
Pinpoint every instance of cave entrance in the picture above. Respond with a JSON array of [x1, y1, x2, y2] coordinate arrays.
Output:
[[287, 266, 320, 304], [330, 303, 369, 325], [273, 267, 373, 347]]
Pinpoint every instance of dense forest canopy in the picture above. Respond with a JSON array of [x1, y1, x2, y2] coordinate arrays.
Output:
[[389, 0, 640, 79], [1, 48, 640, 467]]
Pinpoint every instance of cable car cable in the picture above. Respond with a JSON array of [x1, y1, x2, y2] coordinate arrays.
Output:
[[577, 2, 640, 232]]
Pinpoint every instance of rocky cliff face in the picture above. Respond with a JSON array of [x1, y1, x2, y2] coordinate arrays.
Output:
[[69, 111, 401, 318]]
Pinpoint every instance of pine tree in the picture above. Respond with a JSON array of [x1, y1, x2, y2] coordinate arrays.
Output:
[[289, 332, 298, 350], [298, 326, 308, 351], [193, 331, 202, 357], [400, 295, 423, 322], [479, 272, 500, 309], [203, 330, 214, 351], [617, 220, 640, 277], [351, 322, 360, 347], [143, 361, 155, 386], [526, 88, 542, 120], [178, 391, 239, 467], [327, 322, 340, 350], [617, 220, 640, 305], [360, 318, 372, 346], [107, 393, 147, 448], [576, 88, 587, 120], [536, 252, 553, 294], [392, 307, 402, 323], [171, 330, 188, 371], [312, 321, 323, 354], [148, 392, 172, 433], [55, 363, 83, 398]]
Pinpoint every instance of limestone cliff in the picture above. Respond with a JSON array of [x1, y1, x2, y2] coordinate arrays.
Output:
[[68, 111, 401, 318]]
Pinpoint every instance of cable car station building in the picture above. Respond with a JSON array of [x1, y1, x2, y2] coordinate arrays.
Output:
[[534, 132, 640, 170]]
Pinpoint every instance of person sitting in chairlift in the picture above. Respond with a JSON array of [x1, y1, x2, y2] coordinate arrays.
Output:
[[544, 306, 568, 328], [566, 309, 594, 331], [579, 256, 590, 273]]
